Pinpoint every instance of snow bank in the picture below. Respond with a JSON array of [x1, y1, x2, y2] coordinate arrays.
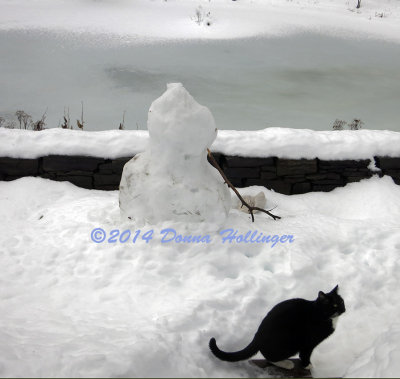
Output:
[[1, 127, 400, 160], [345, 324, 400, 378], [1, 0, 400, 43], [1, 175, 400, 377], [119, 83, 231, 226]]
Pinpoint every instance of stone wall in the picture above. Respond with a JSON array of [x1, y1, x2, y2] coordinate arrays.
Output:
[[0, 154, 399, 194]]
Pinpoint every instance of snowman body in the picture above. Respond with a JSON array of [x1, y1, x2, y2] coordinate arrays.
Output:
[[119, 83, 231, 226]]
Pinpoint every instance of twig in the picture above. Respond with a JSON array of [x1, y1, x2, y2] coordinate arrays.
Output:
[[207, 149, 281, 221], [119, 110, 126, 130], [77, 101, 84, 130]]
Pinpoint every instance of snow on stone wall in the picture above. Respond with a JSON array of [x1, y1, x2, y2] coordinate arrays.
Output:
[[1, 127, 400, 160]]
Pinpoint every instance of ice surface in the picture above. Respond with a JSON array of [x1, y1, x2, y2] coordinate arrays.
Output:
[[1, 1, 400, 132], [1, 175, 400, 377], [119, 83, 231, 226]]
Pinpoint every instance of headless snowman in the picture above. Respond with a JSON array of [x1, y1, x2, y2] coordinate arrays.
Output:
[[119, 83, 231, 226]]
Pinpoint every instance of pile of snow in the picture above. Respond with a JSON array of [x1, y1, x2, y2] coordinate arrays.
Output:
[[1, 126, 400, 160], [119, 83, 231, 226], [346, 323, 400, 377], [1, 0, 400, 42], [1, 175, 400, 377]]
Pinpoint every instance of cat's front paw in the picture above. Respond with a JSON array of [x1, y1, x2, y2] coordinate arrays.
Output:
[[303, 363, 313, 370]]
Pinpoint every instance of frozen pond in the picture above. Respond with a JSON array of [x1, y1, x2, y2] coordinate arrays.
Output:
[[1, 30, 399, 131]]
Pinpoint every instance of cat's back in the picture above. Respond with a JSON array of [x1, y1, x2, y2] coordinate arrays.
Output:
[[257, 298, 314, 332]]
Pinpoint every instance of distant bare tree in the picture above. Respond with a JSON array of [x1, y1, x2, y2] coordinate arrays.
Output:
[[5, 120, 16, 129], [22, 113, 32, 129], [15, 110, 24, 129], [0, 117, 5, 128], [15, 110, 32, 129]]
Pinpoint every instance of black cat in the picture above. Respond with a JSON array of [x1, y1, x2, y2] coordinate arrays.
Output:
[[209, 285, 345, 369]]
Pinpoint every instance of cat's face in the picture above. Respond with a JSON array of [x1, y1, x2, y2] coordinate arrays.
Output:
[[317, 285, 346, 319]]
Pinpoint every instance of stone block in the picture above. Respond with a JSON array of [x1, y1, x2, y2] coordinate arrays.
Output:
[[342, 171, 372, 178], [224, 167, 260, 179], [261, 165, 277, 173], [260, 171, 278, 180], [310, 173, 344, 185], [276, 158, 317, 176], [98, 162, 114, 174], [224, 156, 275, 168], [283, 175, 307, 184], [63, 170, 95, 176], [292, 182, 312, 194], [42, 155, 104, 172], [0, 157, 39, 176], [207, 152, 222, 166], [112, 157, 132, 174], [267, 180, 292, 195], [376, 157, 400, 170], [306, 173, 328, 180], [94, 173, 121, 186], [318, 159, 370, 169], [342, 168, 358, 172]]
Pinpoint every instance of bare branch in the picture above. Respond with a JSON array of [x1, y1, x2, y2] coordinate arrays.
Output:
[[61, 107, 71, 129], [32, 109, 47, 131], [207, 149, 281, 221], [119, 110, 126, 130]]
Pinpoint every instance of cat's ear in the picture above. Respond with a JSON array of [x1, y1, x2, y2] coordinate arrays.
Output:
[[333, 285, 339, 294]]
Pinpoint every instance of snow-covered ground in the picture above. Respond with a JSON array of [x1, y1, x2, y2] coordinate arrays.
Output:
[[1, 0, 400, 42], [0, 0, 400, 132], [1, 175, 400, 377]]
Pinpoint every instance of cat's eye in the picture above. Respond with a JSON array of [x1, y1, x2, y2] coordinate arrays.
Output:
[[333, 304, 338, 307]]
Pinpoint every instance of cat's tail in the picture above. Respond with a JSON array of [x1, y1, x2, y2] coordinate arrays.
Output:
[[209, 337, 259, 362]]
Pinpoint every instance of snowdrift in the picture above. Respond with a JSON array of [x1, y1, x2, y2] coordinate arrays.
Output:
[[0, 175, 399, 377]]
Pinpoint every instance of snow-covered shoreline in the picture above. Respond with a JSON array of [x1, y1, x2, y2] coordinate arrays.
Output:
[[1, 0, 400, 44], [1, 127, 399, 160]]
